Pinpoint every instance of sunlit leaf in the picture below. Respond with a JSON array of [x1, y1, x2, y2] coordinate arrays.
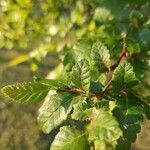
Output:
[[71, 98, 90, 121], [1, 82, 49, 104], [37, 93, 77, 133], [112, 61, 138, 90], [51, 126, 90, 150], [87, 108, 122, 146]]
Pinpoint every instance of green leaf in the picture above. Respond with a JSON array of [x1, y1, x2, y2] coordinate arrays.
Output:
[[1, 82, 49, 104], [62, 39, 93, 71], [34, 77, 68, 89], [72, 39, 93, 61], [144, 103, 150, 119], [91, 41, 111, 71], [37, 93, 77, 134], [112, 61, 138, 90], [62, 47, 76, 71], [131, 55, 149, 81], [94, 7, 111, 23], [112, 94, 145, 150], [116, 124, 141, 150], [72, 60, 90, 92], [90, 81, 103, 93], [127, 41, 141, 54], [71, 98, 90, 121], [87, 108, 122, 146], [139, 27, 150, 49], [51, 126, 90, 150], [94, 140, 114, 150]]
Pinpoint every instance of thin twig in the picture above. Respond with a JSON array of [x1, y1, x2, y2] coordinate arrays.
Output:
[[57, 41, 129, 98], [58, 28, 131, 98], [103, 79, 112, 92], [103, 39, 129, 92]]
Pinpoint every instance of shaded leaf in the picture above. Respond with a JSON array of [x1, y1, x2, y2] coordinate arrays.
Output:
[[91, 41, 111, 71], [72, 60, 90, 92], [113, 94, 145, 150]]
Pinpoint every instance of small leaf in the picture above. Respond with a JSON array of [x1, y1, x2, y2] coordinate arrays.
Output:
[[37, 93, 77, 134], [51, 126, 90, 150], [94, 7, 111, 23], [90, 81, 103, 93], [127, 41, 141, 54], [71, 98, 90, 121], [87, 108, 122, 146], [91, 41, 111, 71], [139, 27, 150, 49], [62, 39, 93, 71], [72, 59, 90, 92], [1, 82, 49, 104], [72, 39, 93, 61], [112, 61, 138, 90]]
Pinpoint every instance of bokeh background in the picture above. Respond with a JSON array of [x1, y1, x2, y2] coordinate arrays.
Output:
[[0, 0, 149, 150]]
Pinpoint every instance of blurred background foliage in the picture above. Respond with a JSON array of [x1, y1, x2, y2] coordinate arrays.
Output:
[[0, 0, 150, 149]]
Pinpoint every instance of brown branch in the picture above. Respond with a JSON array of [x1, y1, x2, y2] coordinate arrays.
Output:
[[90, 142, 95, 150], [110, 41, 129, 71], [103, 79, 112, 92], [57, 88, 101, 99], [103, 40, 129, 92]]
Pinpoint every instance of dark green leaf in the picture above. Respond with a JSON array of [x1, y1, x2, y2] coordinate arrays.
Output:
[[91, 41, 111, 71], [113, 94, 145, 150], [72, 59, 90, 92], [139, 27, 150, 49]]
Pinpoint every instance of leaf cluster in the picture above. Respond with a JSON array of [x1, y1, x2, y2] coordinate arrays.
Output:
[[1, 39, 149, 149]]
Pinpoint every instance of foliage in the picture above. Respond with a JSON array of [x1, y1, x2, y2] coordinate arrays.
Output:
[[0, 0, 94, 69], [1, 0, 150, 150]]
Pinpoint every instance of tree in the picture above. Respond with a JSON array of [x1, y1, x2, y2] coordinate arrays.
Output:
[[1, 0, 150, 149]]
